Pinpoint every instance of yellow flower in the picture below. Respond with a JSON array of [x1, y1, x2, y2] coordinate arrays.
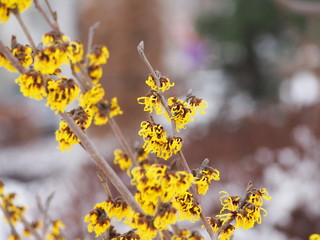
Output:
[[145, 75, 175, 92], [136, 147, 149, 163], [8, 234, 20, 240], [87, 45, 110, 65], [188, 96, 208, 116], [15, 70, 47, 100], [217, 188, 271, 231], [9, 0, 33, 13], [46, 77, 80, 113], [0, 52, 16, 72], [247, 188, 272, 206], [79, 83, 105, 108], [91, 102, 109, 125], [88, 64, 103, 83], [46, 220, 65, 240], [138, 121, 183, 160], [34, 44, 69, 75], [55, 107, 92, 151], [219, 224, 235, 240], [91, 98, 123, 125], [0, 0, 32, 24], [103, 198, 134, 221], [0, 3, 9, 24], [11, 44, 33, 68], [219, 191, 240, 213], [114, 149, 132, 175], [172, 192, 202, 223], [23, 220, 41, 237], [310, 234, 320, 240], [42, 31, 70, 46], [137, 91, 163, 115], [167, 97, 193, 131], [195, 168, 220, 195], [55, 120, 80, 152], [84, 207, 111, 237], [110, 97, 123, 118], [67, 41, 84, 64], [153, 203, 177, 230], [124, 213, 157, 240], [131, 164, 194, 215]]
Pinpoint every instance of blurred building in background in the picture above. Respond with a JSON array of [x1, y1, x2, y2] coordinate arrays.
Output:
[[0, 0, 319, 239]]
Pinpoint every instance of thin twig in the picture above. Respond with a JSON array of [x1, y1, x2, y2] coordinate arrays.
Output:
[[44, 0, 60, 30], [37, 193, 55, 238], [109, 118, 138, 166], [137, 41, 178, 136], [59, 112, 141, 212], [96, 169, 113, 199], [0, 40, 25, 73], [14, 11, 37, 51], [71, 64, 88, 92], [85, 22, 101, 68], [137, 41, 216, 240], [76, 62, 94, 88], [34, 0, 60, 31]]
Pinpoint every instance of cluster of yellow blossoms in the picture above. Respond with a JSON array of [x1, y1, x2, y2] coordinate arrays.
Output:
[[0, 2, 274, 240], [205, 187, 272, 240], [0, 29, 123, 151], [138, 121, 183, 160], [310, 234, 320, 240], [0, 181, 65, 240], [0, 0, 32, 23], [83, 69, 270, 240], [138, 75, 208, 131], [137, 74, 208, 163], [85, 154, 223, 239]]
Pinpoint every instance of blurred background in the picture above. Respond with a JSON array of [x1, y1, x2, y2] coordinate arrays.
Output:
[[0, 0, 320, 239]]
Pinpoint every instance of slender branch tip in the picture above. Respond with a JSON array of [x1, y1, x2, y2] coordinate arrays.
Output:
[[137, 41, 144, 55]]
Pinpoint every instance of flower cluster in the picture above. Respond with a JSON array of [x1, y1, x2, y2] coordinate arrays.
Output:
[[0, 2, 273, 240], [131, 164, 194, 214], [15, 70, 47, 100], [138, 121, 182, 160], [137, 90, 163, 115], [0, 39, 33, 72], [206, 187, 272, 239], [55, 107, 92, 151], [137, 73, 208, 163], [46, 77, 80, 113], [172, 192, 202, 222], [0, 25, 122, 151], [0, 180, 65, 240], [0, 0, 33, 23], [87, 45, 109, 83], [114, 149, 132, 175], [84, 198, 133, 237], [310, 234, 320, 240], [195, 166, 220, 195], [145, 75, 175, 92], [166, 96, 208, 131]]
